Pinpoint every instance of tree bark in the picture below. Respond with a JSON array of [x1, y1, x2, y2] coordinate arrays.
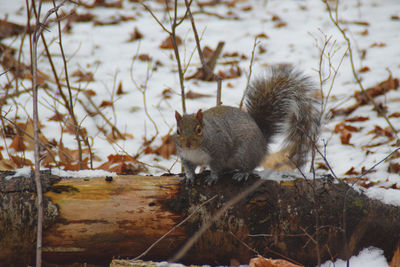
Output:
[[0, 170, 399, 266]]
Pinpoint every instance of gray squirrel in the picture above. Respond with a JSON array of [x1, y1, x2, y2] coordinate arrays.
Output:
[[174, 64, 321, 184]]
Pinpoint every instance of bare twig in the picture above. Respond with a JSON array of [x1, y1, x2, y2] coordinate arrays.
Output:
[[142, 2, 187, 112], [240, 37, 259, 109], [30, 0, 68, 265], [52, 0, 83, 169]]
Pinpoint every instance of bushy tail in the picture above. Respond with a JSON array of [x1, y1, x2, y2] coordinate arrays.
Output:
[[245, 64, 321, 168]]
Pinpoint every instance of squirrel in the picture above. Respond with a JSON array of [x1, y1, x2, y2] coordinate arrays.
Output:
[[174, 64, 321, 184]]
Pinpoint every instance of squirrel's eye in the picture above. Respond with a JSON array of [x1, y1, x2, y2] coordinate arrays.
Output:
[[176, 128, 181, 135], [195, 125, 202, 135]]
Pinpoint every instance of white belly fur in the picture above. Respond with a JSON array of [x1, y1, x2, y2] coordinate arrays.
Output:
[[179, 148, 210, 166]]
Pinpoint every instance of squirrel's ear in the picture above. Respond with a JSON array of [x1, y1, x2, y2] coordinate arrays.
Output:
[[175, 111, 182, 122], [195, 109, 203, 123]]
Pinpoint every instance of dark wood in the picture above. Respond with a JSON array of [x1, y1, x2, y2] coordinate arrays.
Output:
[[0, 171, 399, 266]]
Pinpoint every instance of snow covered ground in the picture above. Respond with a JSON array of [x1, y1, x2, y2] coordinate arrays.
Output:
[[1, 0, 400, 265]]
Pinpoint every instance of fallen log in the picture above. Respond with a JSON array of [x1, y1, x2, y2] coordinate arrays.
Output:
[[0, 170, 399, 266]]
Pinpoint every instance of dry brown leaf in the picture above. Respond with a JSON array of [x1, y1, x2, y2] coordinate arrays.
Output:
[[153, 134, 176, 159], [345, 116, 369, 122], [72, 69, 94, 82], [249, 255, 303, 267], [334, 122, 359, 133], [368, 125, 394, 139], [10, 155, 32, 168], [65, 10, 96, 23], [86, 89, 97, 96], [0, 158, 16, 170], [388, 162, 400, 174], [0, 20, 26, 39], [9, 134, 26, 152], [137, 54, 152, 61], [389, 112, 400, 118], [99, 100, 113, 108], [97, 154, 147, 174], [370, 42, 386, 48], [217, 65, 242, 79], [91, 0, 123, 8], [128, 27, 143, 42], [359, 66, 370, 73], [185, 90, 212, 99], [116, 81, 125, 95], [345, 167, 359, 175], [256, 33, 269, 39], [391, 245, 400, 267], [340, 129, 352, 145], [160, 36, 182, 49], [161, 88, 173, 99], [48, 111, 66, 122]]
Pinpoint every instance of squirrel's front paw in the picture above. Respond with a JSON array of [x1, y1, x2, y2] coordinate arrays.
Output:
[[232, 171, 249, 182], [205, 173, 218, 185], [182, 173, 196, 184]]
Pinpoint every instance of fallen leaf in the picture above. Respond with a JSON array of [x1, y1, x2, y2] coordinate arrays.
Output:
[[389, 112, 400, 118], [72, 69, 94, 82], [161, 88, 173, 99], [255, 33, 269, 39], [160, 35, 182, 49], [202, 46, 214, 61], [9, 134, 26, 152], [10, 155, 32, 168], [390, 245, 400, 267], [345, 116, 369, 122], [340, 129, 352, 145], [217, 65, 242, 79], [0, 19, 26, 39], [86, 89, 97, 96], [48, 111, 66, 122], [334, 122, 359, 133], [388, 162, 400, 174], [359, 66, 370, 73], [370, 42, 386, 48], [368, 125, 394, 139], [65, 10, 96, 23], [153, 134, 176, 159], [97, 154, 147, 174], [99, 100, 113, 108], [137, 54, 152, 61], [345, 167, 359, 175], [249, 255, 303, 267], [116, 81, 125, 95], [128, 27, 143, 42], [185, 90, 212, 99]]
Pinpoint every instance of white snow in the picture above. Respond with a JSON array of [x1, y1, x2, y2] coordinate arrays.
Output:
[[51, 168, 116, 178], [321, 247, 389, 267], [5, 166, 31, 180]]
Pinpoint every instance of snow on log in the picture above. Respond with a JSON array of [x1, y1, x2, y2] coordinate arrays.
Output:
[[0, 170, 399, 266]]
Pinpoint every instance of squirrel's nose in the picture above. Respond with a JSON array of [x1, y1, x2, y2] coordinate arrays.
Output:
[[185, 140, 192, 148]]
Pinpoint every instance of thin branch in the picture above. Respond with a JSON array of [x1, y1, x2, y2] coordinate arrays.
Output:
[[240, 37, 259, 109], [30, 0, 68, 265]]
